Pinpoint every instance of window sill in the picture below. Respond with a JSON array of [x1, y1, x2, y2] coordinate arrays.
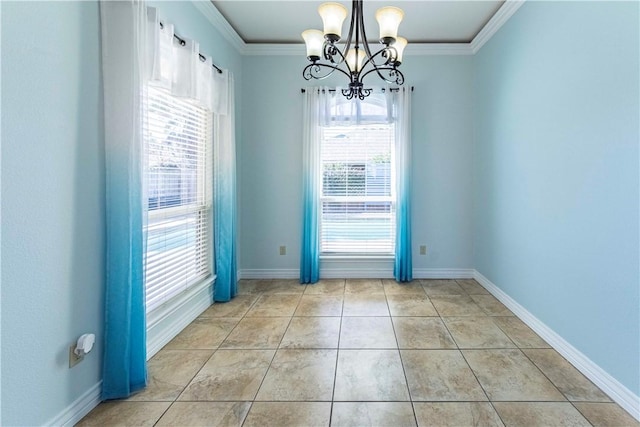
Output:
[[320, 254, 394, 260]]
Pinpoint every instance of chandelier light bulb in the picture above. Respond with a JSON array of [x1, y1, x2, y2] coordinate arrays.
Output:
[[391, 36, 407, 65], [318, 2, 348, 43], [375, 6, 404, 45], [345, 48, 366, 72], [302, 29, 325, 61]]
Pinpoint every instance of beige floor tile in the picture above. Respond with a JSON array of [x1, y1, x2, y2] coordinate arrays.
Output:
[[294, 295, 343, 316], [261, 278, 306, 294], [413, 402, 504, 427], [470, 294, 513, 316], [457, 279, 490, 294], [430, 295, 486, 316], [387, 294, 439, 316], [524, 349, 611, 402], [237, 279, 271, 294], [492, 316, 550, 348], [243, 402, 331, 427], [304, 279, 345, 295], [340, 316, 397, 349], [443, 317, 516, 349], [245, 294, 301, 317], [155, 402, 251, 427], [345, 278, 385, 294], [421, 279, 466, 296], [76, 401, 171, 427], [573, 402, 640, 427], [220, 317, 290, 349], [280, 316, 341, 348], [401, 350, 487, 401], [179, 349, 274, 401], [331, 402, 417, 427], [383, 279, 426, 295], [343, 294, 390, 316], [334, 350, 410, 401], [128, 349, 213, 401], [199, 295, 259, 318], [255, 349, 337, 401], [493, 402, 591, 426], [463, 349, 565, 401], [393, 317, 457, 349], [164, 317, 240, 350]]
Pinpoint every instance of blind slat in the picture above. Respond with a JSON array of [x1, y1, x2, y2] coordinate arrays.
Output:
[[320, 122, 396, 254], [143, 85, 212, 313]]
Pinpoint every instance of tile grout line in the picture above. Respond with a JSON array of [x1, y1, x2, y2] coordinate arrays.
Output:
[[384, 281, 420, 427], [440, 289, 508, 426], [328, 279, 346, 426]]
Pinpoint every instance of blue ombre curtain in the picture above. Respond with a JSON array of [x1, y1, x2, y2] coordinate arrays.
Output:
[[99, 0, 148, 399], [213, 72, 238, 302], [392, 87, 413, 282], [300, 87, 331, 283]]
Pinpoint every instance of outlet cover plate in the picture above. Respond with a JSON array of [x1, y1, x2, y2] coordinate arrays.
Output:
[[69, 344, 84, 368]]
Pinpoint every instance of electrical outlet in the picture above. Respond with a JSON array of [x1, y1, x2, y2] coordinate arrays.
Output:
[[420, 245, 427, 255], [279, 245, 286, 255], [69, 344, 84, 368]]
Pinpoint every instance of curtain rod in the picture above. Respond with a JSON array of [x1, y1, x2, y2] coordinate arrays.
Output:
[[159, 22, 223, 74], [300, 86, 413, 93]]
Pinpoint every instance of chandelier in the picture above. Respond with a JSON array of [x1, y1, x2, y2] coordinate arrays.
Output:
[[302, 0, 407, 100]]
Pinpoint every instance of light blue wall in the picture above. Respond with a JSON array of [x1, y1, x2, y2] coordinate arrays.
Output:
[[240, 55, 475, 273], [1, 2, 105, 425], [473, 1, 639, 395]]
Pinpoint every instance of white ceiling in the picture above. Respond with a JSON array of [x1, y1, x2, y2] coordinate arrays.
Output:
[[212, 0, 505, 44]]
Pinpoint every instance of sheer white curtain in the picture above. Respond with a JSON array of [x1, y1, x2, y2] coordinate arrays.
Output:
[[146, 7, 223, 111], [390, 87, 412, 281], [100, 0, 148, 400], [300, 87, 333, 283], [213, 71, 237, 301]]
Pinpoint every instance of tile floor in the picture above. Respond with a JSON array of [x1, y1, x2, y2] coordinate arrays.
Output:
[[78, 278, 639, 427]]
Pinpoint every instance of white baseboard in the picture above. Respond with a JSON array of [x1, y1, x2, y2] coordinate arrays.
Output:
[[46, 381, 102, 427], [238, 267, 475, 280], [146, 279, 214, 359], [414, 268, 474, 279], [238, 269, 299, 279], [474, 270, 640, 421]]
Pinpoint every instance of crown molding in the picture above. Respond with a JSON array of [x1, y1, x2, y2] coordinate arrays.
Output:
[[471, 0, 526, 53], [242, 42, 473, 56], [193, 0, 526, 57], [191, 1, 247, 54], [243, 44, 304, 56], [406, 43, 474, 56]]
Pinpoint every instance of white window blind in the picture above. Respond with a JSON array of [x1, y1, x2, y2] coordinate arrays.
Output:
[[143, 85, 212, 313], [320, 122, 396, 254]]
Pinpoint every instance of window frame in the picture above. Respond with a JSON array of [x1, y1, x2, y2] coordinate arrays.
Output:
[[318, 102, 397, 256], [142, 84, 214, 315]]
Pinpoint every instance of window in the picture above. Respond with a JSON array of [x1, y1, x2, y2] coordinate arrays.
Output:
[[143, 85, 212, 313], [320, 98, 395, 254]]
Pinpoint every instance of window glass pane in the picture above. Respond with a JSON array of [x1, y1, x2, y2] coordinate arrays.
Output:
[[143, 86, 212, 313], [320, 105, 395, 255]]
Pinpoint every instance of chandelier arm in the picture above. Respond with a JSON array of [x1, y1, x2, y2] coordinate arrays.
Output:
[[342, 0, 357, 55], [359, 66, 405, 85], [324, 43, 355, 75], [356, 47, 395, 80], [302, 62, 352, 81], [356, 0, 376, 62]]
